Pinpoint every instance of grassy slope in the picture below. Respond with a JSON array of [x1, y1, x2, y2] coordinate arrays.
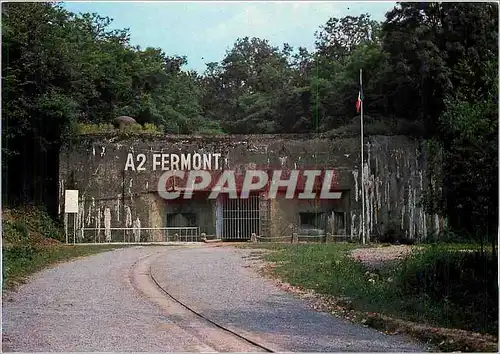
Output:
[[238, 243, 498, 338], [2, 207, 128, 289]]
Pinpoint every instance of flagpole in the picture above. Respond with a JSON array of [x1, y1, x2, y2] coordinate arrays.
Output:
[[360, 68, 366, 245]]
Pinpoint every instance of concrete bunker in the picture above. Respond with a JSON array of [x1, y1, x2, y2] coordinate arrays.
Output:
[[59, 134, 444, 243]]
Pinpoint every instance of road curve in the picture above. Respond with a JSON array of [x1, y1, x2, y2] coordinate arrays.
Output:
[[2, 246, 265, 352], [2, 244, 428, 352], [150, 245, 429, 352]]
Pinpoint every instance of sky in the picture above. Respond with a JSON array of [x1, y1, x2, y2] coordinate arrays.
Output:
[[62, 1, 396, 73]]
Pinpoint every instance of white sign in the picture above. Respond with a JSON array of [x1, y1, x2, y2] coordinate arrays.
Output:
[[64, 190, 79, 213]]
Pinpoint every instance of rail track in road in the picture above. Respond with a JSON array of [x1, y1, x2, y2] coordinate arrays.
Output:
[[128, 251, 276, 353]]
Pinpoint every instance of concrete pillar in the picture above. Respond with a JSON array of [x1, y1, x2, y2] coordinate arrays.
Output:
[[216, 195, 223, 239]]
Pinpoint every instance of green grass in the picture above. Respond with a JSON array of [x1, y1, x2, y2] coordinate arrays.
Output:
[[2, 244, 130, 289], [243, 242, 498, 336]]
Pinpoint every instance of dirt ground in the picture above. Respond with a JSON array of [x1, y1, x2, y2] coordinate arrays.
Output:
[[349, 245, 421, 268]]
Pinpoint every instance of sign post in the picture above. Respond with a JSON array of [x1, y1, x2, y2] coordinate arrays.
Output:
[[64, 190, 79, 244]]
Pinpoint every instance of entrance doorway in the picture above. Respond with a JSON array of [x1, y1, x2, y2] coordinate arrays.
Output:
[[220, 194, 260, 240]]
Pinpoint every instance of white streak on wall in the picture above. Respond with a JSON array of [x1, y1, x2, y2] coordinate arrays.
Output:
[[104, 207, 111, 242], [133, 218, 141, 242], [375, 177, 381, 227], [352, 170, 359, 202], [129, 179, 133, 198], [396, 153, 400, 179], [92, 147, 96, 156], [87, 198, 95, 225], [384, 179, 390, 210], [78, 200, 85, 233], [419, 171, 427, 239], [145, 182, 149, 191], [125, 205, 132, 242], [96, 207, 102, 241], [362, 161, 371, 240], [100, 147, 106, 157], [125, 206, 132, 227], [369, 176, 374, 239], [350, 212, 356, 238], [408, 184, 415, 239], [115, 195, 121, 222], [401, 205, 405, 230], [367, 142, 371, 168], [375, 177, 381, 210]]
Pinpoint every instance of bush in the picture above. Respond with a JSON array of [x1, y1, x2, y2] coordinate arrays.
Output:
[[376, 221, 404, 243], [2, 206, 65, 245], [326, 117, 426, 138], [76, 123, 115, 134], [423, 228, 474, 244], [375, 221, 415, 244], [388, 246, 498, 334], [75, 122, 164, 136]]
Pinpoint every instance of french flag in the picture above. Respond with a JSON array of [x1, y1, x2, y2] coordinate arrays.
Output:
[[356, 75, 363, 113]]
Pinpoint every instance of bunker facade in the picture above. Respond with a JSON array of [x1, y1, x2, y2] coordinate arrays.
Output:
[[59, 134, 444, 243]]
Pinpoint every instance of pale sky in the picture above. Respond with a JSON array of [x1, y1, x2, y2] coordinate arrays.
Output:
[[62, 1, 396, 73]]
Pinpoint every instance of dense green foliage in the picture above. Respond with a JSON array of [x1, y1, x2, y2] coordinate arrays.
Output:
[[2, 2, 497, 241]]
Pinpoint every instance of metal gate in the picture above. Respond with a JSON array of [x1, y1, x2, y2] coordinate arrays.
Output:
[[221, 194, 260, 240]]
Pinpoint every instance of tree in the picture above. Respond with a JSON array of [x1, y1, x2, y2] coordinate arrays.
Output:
[[315, 14, 381, 64], [382, 2, 498, 131], [427, 59, 498, 245]]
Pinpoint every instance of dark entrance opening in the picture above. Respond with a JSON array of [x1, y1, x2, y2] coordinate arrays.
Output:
[[166, 212, 197, 228], [298, 212, 326, 236]]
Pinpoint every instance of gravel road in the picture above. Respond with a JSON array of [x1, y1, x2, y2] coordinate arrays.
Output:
[[3, 244, 428, 352], [2, 246, 260, 352], [150, 245, 428, 352]]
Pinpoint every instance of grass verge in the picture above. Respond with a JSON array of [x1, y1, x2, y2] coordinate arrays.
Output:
[[238, 242, 498, 352]]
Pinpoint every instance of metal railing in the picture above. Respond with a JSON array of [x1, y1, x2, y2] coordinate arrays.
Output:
[[74, 227, 201, 244]]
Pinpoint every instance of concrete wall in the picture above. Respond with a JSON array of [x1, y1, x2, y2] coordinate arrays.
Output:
[[59, 133, 444, 242]]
